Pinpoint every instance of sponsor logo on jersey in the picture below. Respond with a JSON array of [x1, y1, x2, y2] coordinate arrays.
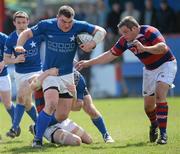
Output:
[[47, 41, 76, 53]]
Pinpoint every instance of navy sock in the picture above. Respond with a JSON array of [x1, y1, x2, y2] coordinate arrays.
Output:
[[92, 116, 108, 136], [35, 110, 52, 140], [6, 103, 15, 123], [13, 104, 25, 131], [26, 105, 37, 122]]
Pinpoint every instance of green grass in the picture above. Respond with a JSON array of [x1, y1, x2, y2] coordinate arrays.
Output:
[[0, 97, 180, 154]]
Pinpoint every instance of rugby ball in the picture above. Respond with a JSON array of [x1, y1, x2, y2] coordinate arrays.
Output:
[[76, 32, 93, 45]]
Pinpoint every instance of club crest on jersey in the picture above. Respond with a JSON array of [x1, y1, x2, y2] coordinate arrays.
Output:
[[30, 41, 36, 48], [70, 35, 75, 42], [48, 35, 53, 38]]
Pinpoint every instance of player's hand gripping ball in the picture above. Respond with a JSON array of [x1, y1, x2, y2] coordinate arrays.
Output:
[[76, 32, 93, 45]]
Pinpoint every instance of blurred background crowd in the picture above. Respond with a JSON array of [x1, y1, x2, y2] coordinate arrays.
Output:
[[0, 0, 180, 98], [1, 0, 180, 35]]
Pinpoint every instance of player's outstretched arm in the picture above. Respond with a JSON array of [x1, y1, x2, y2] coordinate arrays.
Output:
[[76, 50, 117, 70]]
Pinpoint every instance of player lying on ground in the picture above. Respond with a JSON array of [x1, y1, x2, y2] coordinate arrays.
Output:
[[30, 116, 92, 146]]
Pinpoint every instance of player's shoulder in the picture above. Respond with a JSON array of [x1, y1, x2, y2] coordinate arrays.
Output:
[[0, 32, 8, 44], [73, 19, 91, 28], [74, 19, 87, 24], [8, 31, 17, 39], [116, 36, 127, 46], [6, 31, 17, 44], [34, 18, 57, 32], [0, 32, 8, 39], [141, 25, 159, 34], [39, 18, 57, 26]]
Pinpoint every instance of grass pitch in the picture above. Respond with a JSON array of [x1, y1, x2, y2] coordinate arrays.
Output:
[[0, 97, 180, 154]]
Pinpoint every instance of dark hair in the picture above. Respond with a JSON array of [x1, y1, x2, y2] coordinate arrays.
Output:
[[117, 16, 139, 30], [160, 0, 168, 4], [57, 5, 75, 18], [13, 11, 29, 21]]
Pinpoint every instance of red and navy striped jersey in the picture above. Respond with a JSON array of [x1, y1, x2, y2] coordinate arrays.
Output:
[[34, 89, 44, 113], [111, 25, 175, 70]]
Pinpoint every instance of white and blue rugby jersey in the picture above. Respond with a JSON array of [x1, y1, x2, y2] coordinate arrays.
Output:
[[0, 32, 8, 76], [5, 31, 43, 73], [31, 18, 95, 75]]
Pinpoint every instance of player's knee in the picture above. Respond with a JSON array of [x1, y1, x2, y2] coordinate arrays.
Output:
[[44, 102, 57, 114], [1, 96, 11, 108], [156, 95, 160, 103], [76, 136, 82, 145], [156, 82, 169, 101], [63, 134, 82, 146], [144, 96, 156, 111], [82, 133, 92, 144], [71, 100, 83, 111], [156, 93, 166, 103], [71, 135, 82, 146], [144, 103, 155, 111], [19, 82, 31, 95], [54, 129, 82, 146], [17, 96, 25, 105], [72, 126, 92, 144], [2, 101, 11, 109], [56, 113, 69, 121], [25, 102, 34, 111]]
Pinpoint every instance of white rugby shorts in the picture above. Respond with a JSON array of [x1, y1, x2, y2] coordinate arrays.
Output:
[[0, 74, 11, 91], [42, 73, 74, 95], [44, 119, 77, 142], [143, 60, 177, 96], [14, 70, 42, 91]]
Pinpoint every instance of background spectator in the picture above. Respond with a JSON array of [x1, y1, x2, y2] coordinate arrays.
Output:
[[74, 3, 86, 20], [77, 3, 98, 90], [140, 0, 157, 26], [3, 9, 15, 35], [120, 1, 140, 22], [156, 0, 176, 34], [105, 2, 128, 97], [96, 0, 107, 27]]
